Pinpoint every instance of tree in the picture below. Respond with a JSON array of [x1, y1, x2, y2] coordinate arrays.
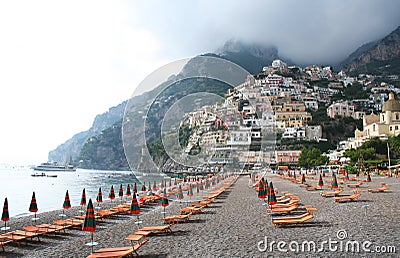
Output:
[[298, 147, 329, 171]]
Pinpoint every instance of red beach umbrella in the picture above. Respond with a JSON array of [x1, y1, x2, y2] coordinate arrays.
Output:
[[257, 180, 264, 199], [318, 174, 324, 187], [133, 183, 137, 193], [61, 190, 71, 216], [130, 194, 140, 215], [126, 184, 131, 197], [96, 187, 103, 204], [80, 188, 87, 206], [1, 197, 9, 230], [109, 185, 115, 201], [29, 191, 38, 222], [82, 199, 96, 253], [161, 188, 168, 218]]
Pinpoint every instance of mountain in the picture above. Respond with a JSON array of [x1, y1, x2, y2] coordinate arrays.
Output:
[[48, 101, 127, 163], [341, 26, 400, 74], [216, 40, 292, 74]]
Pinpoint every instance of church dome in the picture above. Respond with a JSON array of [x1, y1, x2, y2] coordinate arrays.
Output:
[[382, 92, 400, 112]]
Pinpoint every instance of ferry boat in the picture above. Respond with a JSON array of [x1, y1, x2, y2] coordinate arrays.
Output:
[[32, 162, 76, 172]]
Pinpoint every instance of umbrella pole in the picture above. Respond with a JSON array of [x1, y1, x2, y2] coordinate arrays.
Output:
[[91, 232, 94, 253], [163, 206, 165, 218]]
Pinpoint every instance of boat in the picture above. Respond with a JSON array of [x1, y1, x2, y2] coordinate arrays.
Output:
[[31, 172, 46, 177], [32, 162, 76, 172], [46, 174, 58, 178]]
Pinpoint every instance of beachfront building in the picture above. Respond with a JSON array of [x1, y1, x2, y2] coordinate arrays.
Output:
[[274, 150, 302, 164]]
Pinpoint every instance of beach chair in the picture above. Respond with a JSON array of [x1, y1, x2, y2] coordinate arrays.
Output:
[[180, 206, 202, 215], [87, 245, 140, 258], [163, 214, 191, 224], [333, 191, 361, 203], [347, 181, 363, 188], [272, 213, 314, 228], [0, 230, 40, 246], [139, 225, 172, 235], [0, 237, 13, 252], [368, 183, 389, 193], [306, 185, 323, 191], [320, 189, 343, 197]]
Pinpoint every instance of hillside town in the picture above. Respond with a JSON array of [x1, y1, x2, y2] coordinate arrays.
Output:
[[179, 59, 400, 171]]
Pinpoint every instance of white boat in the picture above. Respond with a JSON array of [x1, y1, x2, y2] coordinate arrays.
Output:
[[32, 162, 76, 172]]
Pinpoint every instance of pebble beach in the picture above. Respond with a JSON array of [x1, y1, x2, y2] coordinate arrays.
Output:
[[1, 174, 399, 258]]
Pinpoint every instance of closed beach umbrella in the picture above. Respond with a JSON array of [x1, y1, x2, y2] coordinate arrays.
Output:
[[161, 188, 168, 217], [96, 187, 103, 204], [130, 194, 140, 215], [80, 188, 87, 206], [187, 184, 193, 197], [118, 184, 124, 202], [109, 185, 115, 201], [1, 197, 9, 230], [301, 174, 306, 184], [177, 185, 184, 201], [257, 181, 264, 199], [141, 184, 146, 192], [153, 181, 157, 191], [366, 173, 371, 182], [82, 199, 96, 253], [29, 192, 38, 222], [63, 191, 71, 209], [133, 183, 137, 193], [196, 183, 200, 194], [318, 174, 324, 187], [331, 174, 339, 189], [148, 182, 151, 192], [126, 184, 131, 197], [267, 182, 277, 206]]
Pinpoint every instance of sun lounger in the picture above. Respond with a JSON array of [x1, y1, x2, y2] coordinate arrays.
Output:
[[368, 183, 389, 193], [0, 237, 13, 251], [87, 245, 140, 258], [163, 214, 191, 224], [347, 181, 363, 188], [54, 219, 83, 228], [333, 192, 361, 203], [320, 189, 343, 197], [272, 212, 312, 221], [272, 213, 314, 228], [267, 204, 299, 214], [180, 206, 202, 215], [306, 185, 323, 191], [0, 230, 40, 246], [139, 225, 172, 234]]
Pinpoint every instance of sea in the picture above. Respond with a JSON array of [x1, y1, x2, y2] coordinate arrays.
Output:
[[0, 165, 167, 218]]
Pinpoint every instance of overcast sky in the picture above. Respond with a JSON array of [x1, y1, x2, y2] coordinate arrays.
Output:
[[0, 0, 399, 165]]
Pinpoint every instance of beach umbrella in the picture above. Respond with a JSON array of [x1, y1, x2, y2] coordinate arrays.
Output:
[[318, 174, 324, 187], [96, 187, 103, 205], [82, 199, 97, 253], [148, 182, 151, 192], [109, 185, 115, 201], [196, 183, 200, 194], [301, 174, 306, 184], [29, 191, 38, 223], [366, 173, 371, 182], [177, 185, 184, 201], [257, 181, 264, 199], [161, 188, 169, 217], [153, 181, 157, 191], [133, 183, 137, 193], [187, 184, 193, 197], [331, 174, 339, 189], [130, 193, 140, 215], [267, 182, 277, 206], [1, 198, 9, 231], [118, 184, 124, 203], [126, 184, 131, 197], [199, 181, 204, 191], [141, 184, 146, 192], [80, 188, 87, 206], [61, 190, 71, 216]]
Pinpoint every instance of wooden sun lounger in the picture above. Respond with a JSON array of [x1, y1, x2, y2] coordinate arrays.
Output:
[[347, 181, 363, 188], [267, 204, 298, 214], [180, 206, 202, 215], [53, 219, 83, 228], [0, 237, 13, 251], [320, 189, 343, 197], [163, 214, 191, 224], [272, 212, 312, 221], [368, 183, 389, 193], [333, 193, 361, 203], [87, 245, 141, 258], [139, 225, 172, 234], [272, 213, 314, 228], [306, 185, 323, 191], [0, 230, 40, 246]]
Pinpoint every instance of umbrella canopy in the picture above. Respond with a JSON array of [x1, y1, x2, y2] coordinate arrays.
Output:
[[29, 192, 38, 213], [80, 188, 87, 206], [257, 181, 264, 199], [187, 184, 193, 197], [267, 182, 277, 205], [196, 183, 200, 194], [96, 187, 103, 204], [141, 184, 146, 192], [147, 182, 151, 192], [177, 185, 184, 200], [161, 188, 169, 207], [118, 184, 124, 198], [109, 185, 115, 200], [63, 190, 72, 209], [366, 173, 371, 182], [153, 181, 157, 191], [301, 174, 306, 184], [133, 183, 137, 193], [318, 174, 324, 187], [1, 198, 9, 222], [331, 174, 339, 189], [130, 194, 140, 215], [82, 199, 96, 232], [126, 184, 131, 197]]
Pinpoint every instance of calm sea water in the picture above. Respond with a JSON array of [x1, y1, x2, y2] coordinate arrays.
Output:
[[0, 166, 166, 218]]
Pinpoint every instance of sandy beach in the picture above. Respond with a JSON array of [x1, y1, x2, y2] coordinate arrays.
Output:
[[1, 174, 399, 257]]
